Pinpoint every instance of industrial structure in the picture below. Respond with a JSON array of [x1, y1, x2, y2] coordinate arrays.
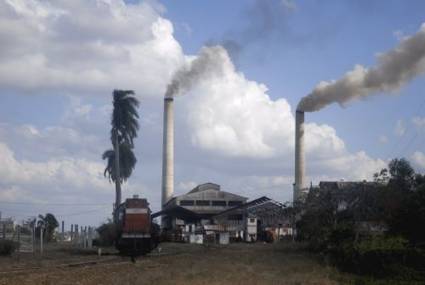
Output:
[[294, 110, 308, 201], [154, 183, 292, 243], [157, 183, 248, 229], [161, 96, 174, 208]]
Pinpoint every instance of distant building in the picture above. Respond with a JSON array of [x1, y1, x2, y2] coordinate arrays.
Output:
[[156, 182, 248, 230], [214, 196, 292, 242], [154, 184, 293, 243]]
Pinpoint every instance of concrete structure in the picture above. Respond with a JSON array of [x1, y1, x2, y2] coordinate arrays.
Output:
[[164, 183, 247, 214], [154, 183, 248, 232], [294, 110, 305, 201], [161, 97, 174, 208], [154, 185, 293, 243]]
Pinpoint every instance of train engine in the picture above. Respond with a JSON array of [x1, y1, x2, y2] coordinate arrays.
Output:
[[115, 195, 160, 255]]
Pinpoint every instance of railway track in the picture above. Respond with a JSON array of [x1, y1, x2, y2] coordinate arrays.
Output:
[[0, 256, 132, 275]]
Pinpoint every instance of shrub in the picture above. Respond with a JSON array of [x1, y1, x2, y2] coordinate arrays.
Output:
[[95, 221, 117, 247], [0, 239, 18, 256], [330, 236, 425, 279]]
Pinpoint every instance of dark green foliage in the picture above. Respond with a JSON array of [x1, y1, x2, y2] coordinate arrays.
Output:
[[102, 143, 137, 183], [36, 213, 59, 242], [388, 158, 415, 190], [111, 90, 139, 147], [103, 89, 139, 208], [95, 220, 118, 247], [297, 158, 425, 280], [389, 184, 425, 246], [0, 239, 18, 255]]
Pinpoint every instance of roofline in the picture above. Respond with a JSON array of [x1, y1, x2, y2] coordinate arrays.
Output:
[[213, 196, 273, 217]]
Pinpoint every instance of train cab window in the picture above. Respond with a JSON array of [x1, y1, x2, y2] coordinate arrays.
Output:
[[228, 201, 243, 207], [180, 200, 194, 206]]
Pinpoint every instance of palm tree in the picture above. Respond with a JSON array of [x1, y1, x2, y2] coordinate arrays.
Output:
[[102, 142, 137, 185], [105, 90, 139, 209], [37, 213, 59, 242]]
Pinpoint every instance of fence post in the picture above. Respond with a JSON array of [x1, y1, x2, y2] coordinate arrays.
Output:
[[40, 226, 43, 255], [17, 226, 21, 261], [61, 221, 64, 242]]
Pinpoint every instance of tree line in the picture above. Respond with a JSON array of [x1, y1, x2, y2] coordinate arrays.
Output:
[[293, 158, 425, 280]]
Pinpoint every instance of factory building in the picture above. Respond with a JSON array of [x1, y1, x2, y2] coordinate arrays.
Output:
[[154, 183, 292, 243], [155, 183, 248, 231]]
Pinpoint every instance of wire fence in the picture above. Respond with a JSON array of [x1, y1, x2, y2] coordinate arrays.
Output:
[[0, 216, 98, 255]]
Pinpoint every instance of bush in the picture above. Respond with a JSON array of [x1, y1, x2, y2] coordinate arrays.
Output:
[[0, 239, 18, 256], [95, 221, 117, 247], [330, 236, 425, 279]]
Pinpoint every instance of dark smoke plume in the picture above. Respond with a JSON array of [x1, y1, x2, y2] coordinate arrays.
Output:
[[165, 46, 229, 98], [298, 23, 425, 112]]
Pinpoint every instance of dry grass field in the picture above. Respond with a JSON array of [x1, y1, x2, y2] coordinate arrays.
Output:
[[0, 242, 384, 285]]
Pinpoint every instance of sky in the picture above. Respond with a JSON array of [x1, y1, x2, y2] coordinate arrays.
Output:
[[0, 0, 425, 228]]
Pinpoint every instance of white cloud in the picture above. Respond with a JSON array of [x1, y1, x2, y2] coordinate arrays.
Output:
[[379, 135, 388, 144], [0, 0, 184, 97], [177, 46, 384, 182], [0, 0, 389, 224], [0, 141, 109, 193], [281, 0, 297, 10], [394, 119, 405, 137], [411, 151, 425, 169], [412, 116, 425, 131]]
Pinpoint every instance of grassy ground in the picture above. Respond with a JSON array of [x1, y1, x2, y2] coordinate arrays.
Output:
[[0, 242, 417, 285]]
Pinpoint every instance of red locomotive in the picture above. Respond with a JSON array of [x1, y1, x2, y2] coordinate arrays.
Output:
[[114, 196, 160, 255]]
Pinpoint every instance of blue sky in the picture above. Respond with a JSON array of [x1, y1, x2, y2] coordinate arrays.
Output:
[[0, 0, 424, 226], [162, 0, 425, 159]]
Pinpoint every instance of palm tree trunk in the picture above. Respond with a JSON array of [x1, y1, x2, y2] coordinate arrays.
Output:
[[114, 130, 121, 210]]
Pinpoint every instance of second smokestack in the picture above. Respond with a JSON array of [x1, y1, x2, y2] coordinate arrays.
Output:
[[294, 110, 305, 201], [161, 97, 174, 208]]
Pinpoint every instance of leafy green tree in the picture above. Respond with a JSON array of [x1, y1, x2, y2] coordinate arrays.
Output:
[[388, 158, 415, 190], [103, 90, 139, 209], [37, 213, 59, 242]]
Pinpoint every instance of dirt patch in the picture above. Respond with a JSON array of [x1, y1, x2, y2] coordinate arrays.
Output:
[[0, 242, 352, 285]]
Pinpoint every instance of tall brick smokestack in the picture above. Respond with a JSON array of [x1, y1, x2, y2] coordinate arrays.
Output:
[[294, 110, 305, 201], [161, 97, 174, 208]]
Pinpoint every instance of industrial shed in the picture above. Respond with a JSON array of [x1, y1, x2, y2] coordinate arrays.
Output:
[[213, 196, 292, 242], [155, 183, 248, 232]]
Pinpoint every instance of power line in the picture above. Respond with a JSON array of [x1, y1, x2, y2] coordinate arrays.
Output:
[[386, 97, 425, 158]]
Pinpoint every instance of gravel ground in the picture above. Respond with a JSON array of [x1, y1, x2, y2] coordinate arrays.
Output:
[[0, 242, 353, 285]]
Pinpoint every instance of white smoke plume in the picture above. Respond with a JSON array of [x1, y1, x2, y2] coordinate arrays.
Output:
[[298, 23, 425, 112], [165, 46, 229, 98]]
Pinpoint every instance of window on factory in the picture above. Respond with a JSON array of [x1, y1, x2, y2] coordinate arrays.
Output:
[[228, 214, 243, 220], [196, 200, 210, 206], [211, 200, 227, 207], [228, 201, 243, 207], [179, 200, 194, 206]]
